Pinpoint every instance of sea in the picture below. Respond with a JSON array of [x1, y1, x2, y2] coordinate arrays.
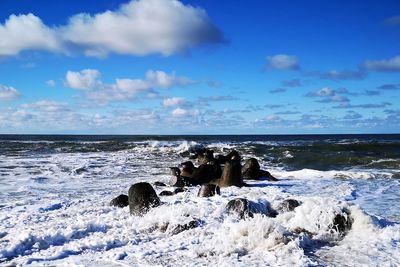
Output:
[[0, 134, 399, 266]]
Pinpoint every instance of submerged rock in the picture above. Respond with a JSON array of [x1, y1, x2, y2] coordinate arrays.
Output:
[[332, 209, 353, 234], [225, 198, 276, 219], [110, 194, 129, 208], [197, 184, 220, 197], [170, 220, 201, 235], [159, 190, 175, 196], [128, 182, 160, 216], [276, 199, 301, 213], [154, 181, 167, 187]]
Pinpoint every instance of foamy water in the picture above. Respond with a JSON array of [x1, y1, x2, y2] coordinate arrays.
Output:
[[0, 138, 399, 266]]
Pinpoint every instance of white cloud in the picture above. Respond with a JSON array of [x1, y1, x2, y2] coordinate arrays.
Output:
[[0, 85, 20, 101], [171, 107, 199, 118], [65, 69, 101, 90], [163, 97, 186, 107], [146, 70, 192, 89], [0, 0, 224, 58], [64, 69, 190, 105], [21, 100, 70, 112], [265, 54, 300, 70], [0, 14, 60, 57], [46, 80, 56, 87], [361, 55, 400, 72]]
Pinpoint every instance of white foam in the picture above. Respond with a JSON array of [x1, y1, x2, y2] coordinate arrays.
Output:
[[0, 143, 399, 266]]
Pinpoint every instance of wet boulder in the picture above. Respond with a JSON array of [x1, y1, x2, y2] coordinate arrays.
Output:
[[225, 198, 277, 219], [197, 184, 221, 197], [258, 170, 278, 181], [128, 182, 161, 216], [332, 209, 353, 234], [191, 161, 222, 185], [275, 199, 301, 213], [215, 158, 243, 187], [159, 190, 175, 196], [110, 194, 129, 208], [180, 161, 195, 179], [169, 167, 185, 187], [197, 149, 215, 165], [188, 144, 207, 159], [169, 220, 201, 235], [242, 158, 261, 180]]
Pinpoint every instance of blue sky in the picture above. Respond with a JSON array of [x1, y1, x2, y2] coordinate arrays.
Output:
[[0, 0, 399, 134]]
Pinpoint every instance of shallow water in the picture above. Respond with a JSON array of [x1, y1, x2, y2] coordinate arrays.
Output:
[[0, 135, 399, 266]]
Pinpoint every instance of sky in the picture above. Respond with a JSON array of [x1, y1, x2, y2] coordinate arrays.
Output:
[[0, 0, 399, 134]]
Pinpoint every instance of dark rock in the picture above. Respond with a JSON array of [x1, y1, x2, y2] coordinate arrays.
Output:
[[180, 161, 195, 179], [332, 209, 352, 234], [215, 154, 228, 165], [225, 198, 276, 219], [159, 190, 175, 196], [128, 182, 161, 216], [169, 167, 185, 187], [154, 181, 167, 187], [174, 188, 186, 194], [276, 199, 301, 213], [242, 158, 261, 180], [215, 158, 243, 187], [226, 150, 241, 162], [197, 184, 220, 197], [191, 162, 222, 185], [188, 144, 207, 159], [170, 220, 201, 235], [110, 194, 129, 208], [258, 170, 278, 181], [197, 149, 214, 165], [226, 198, 254, 219]]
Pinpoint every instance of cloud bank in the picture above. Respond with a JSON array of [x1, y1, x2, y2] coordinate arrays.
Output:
[[0, 85, 20, 101]]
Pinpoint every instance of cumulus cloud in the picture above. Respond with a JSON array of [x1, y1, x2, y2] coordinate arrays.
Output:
[[64, 69, 190, 104], [146, 70, 192, 89], [265, 54, 300, 71], [163, 97, 187, 107], [65, 69, 101, 90], [0, 0, 224, 58], [0, 14, 60, 57], [360, 55, 400, 72], [0, 84, 20, 101]]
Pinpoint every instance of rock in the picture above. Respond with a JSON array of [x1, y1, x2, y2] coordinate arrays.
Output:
[[154, 181, 167, 187], [332, 209, 352, 234], [215, 154, 228, 165], [174, 188, 186, 194], [197, 149, 214, 165], [225, 198, 254, 219], [159, 190, 175, 196], [276, 199, 301, 213], [169, 167, 185, 187], [128, 182, 161, 216], [214, 158, 243, 187], [242, 158, 261, 180], [110, 194, 129, 208], [225, 198, 276, 219], [191, 162, 222, 185], [170, 220, 201, 235], [188, 144, 207, 159], [180, 161, 195, 179], [197, 184, 220, 197], [258, 170, 278, 181]]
